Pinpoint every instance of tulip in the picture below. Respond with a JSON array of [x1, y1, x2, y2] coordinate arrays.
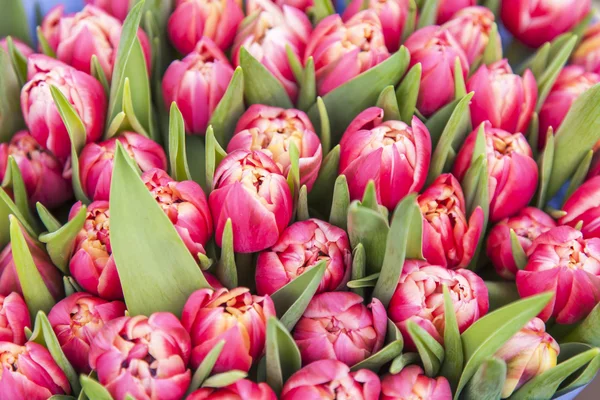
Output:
[[69, 201, 123, 300], [494, 318, 559, 398], [181, 287, 276, 372], [188, 379, 277, 400], [559, 176, 600, 239], [142, 169, 213, 257], [380, 365, 452, 400], [21, 55, 106, 159], [501, 0, 591, 48], [0, 342, 71, 399], [388, 260, 489, 351], [227, 105, 322, 191], [162, 38, 234, 135], [48, 292, 126, 373], [339, 107, 432, 210], [255, 219, 351, 296], [487, 207, 556, 280], [0, 131, 72, 209], [0, 292, 30, 345], [84, 0, 130, 21], [516, 226, 600, 324], [89, 312, 191, 400], [305, 11, 390, 96], [453, 122, 538, 222], [436, 0, 476, 24], [418, 174, 484, 269], [79, 132, 167, 201], [209, 150, 292, 253], [405, 26, 469, 117], [293, 292, 387, 366], [281, 359, 381, 400], [0, 37, 34, 58], [572, 22, 600, 74], [167, 0, 244, 54], [276, 0, 313, 12]]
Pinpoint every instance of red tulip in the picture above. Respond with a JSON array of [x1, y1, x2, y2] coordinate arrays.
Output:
[[48, 292, 126, 373], [516, 226, 600, 324], [487, 207, 556, 280], [209, 150, 293, 253], [182, 287, 276, 372], [21, 55, 106, 159], [188, 379, 277, 400], [418, 174, 484, 269], [339, 107, 432, 210], [281, 359, 381, 400], [501, 0, 591, 48], [305, 11, 390, 96], [388, 260, 489, 351], [0, 131, 72, 209], [0, 342, 71, 399], [560, 176, 600, 239], [89, 312, 191, 400], [0, 37, 34, 58], [453, 122, 538, 222], [405, 26, 469, 117], [436, 0, 476, 24], [573, 22, 600, 74], [84, 0, 130, 21], [381, 365, 452, 400], [227, 105, 322, 191], [0, 292, 30, 345]]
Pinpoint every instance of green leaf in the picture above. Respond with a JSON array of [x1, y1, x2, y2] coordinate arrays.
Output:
[[350, 243, 366, 297], [90, 55, 110, 95], [49, 396, 76, 400], [36, 203, 61, 233], [396, 63, 421, 124], [286, 142, 301, 203], [564, 150, 593, 203], [375, 86, 401, 121], [463, 358, 506, 400], [439, 285, 463, 390], [417, 0, 440, 29], [286, 45, 303, 84], [352, 319, 404, 373], [347, 202, 389, 275], [360, 181, 379, 212], [536, 35, 577, 110], [296, 185, 310, 221], [168, 102, 192, 181], [2, 157, 38, 231], [535, 130, 555, 208], [510, 229, 528, 271], [64, 276, 82, 296], [480, 23, 502, 67], [215, 219, 237, 289], [328, 175, 349, 230], [0, 0, 32, 45], [5, 36, 27, 87], [315, 97, 331, 155], [240, 47, 293, 108], [209, 67, 245, 146], [485, 281, 520, 311], [521, 42, 550, 79], [346, 273, 380, 289], [454, 58, 467, 99], [186, 135, 208, 191], [390, 352, 419, 374], [0, 188, 36, 247], [309, 0, 335, 24], [186, 340, 225, 396], [121, 78, 151, 138], [105, 112, 127, 139], [527, 112, 540, 159], [407, 320, 445, 377], [205, 126, 227, 191], [36, 26, 56, 58], [80, 375, 113, 400], [202, 370, 247, 388], [308, 145, 340, 216], [401, 0, 418, 42], [297, 58, 316, 113], [265, 317, 302, 394], [555, 347, 600, 397], [0, 46, 25, 142], [563, 303, 600, 346]]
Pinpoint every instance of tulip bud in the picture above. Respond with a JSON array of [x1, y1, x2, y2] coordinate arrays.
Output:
[[48, 292, 126, 373], [339, 108, 432, 210], [69, 201, 123, 300], [227, 105, 322, 191], [388, 260, 489, 351], [281, 359, 381, 400], [501, 0, 591, 48], [494, 318, 559, 398], [0, 37, 34, 58], [293, 292, 387, 366], [182, 287, 276, 372], [453, 122, 538, 223], [405, 26, 469, 117], [21, 55, 106, 159], [168, 0, 244, 54], [0, 342, 71, 399], [209, 150, 293, 253], [255, 219, 351, 296], [573, 22, 600, 74], [162, 38, 234, 135], [487, 207, 556, 280], [418, 174, 484, 269], [559, 176, 600, 239], [517, 226, 600, 324], [89, 312, 191, 400], [436, 0, 476, 24], [188, 379, 277, 400], [305, 11, 390, 96], [79, 132, 167, 201], [142, 169, 213, 257], [0, 292, 30, 345], [381, 365, 452, 400], [84, 0, 130, 21], [0, 131, 72, 209], [275, 0, 313, 12]]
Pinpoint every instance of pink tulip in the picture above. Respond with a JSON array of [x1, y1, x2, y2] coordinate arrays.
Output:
[[339, 107, 432, 210], [516, 226, 600, 324], [0, 37, 34, 58], [381, 365, 452, 400], [501, 0, 591, 48], [84, 0, 130, 21], [275, 0, 313, 12], [182, 287, 275, 372], [0, 131, 72, 209], [494, 318, 559, 398], [209, 150, 293, 253], [167, 0, 244, 54], [255, 219, 351, 296], [453, 122, 538, 222], [48, 292, 126, 373], [573, 22, 600, 74], [487, 207, 556, 280], [21, 55, 106, 159], [0, 342, 71, 399], [442, 6, 499, 64], [388, 260, 489, 351], [436, 0, 476, 24], [560, 176, 600, 239], [0, 292, 30, 345], [281, 359, 381, 400], [227, 105, 322, 191], [188, 379, 277, 400], [305, 11, 390, 96], [89, 312, 191, 400], [418, 174, 484, 269], [405, 26, 469, 117], [79, 132, 167, 201], [69, 201, 123, 300]]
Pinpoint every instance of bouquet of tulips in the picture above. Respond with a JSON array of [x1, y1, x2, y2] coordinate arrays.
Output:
[[2, 0, 600, 398]]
